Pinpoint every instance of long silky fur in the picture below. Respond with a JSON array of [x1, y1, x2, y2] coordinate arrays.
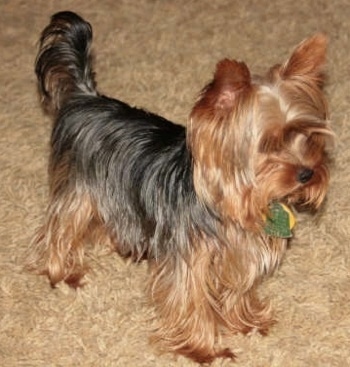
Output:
[[29, 11, 333, 364]]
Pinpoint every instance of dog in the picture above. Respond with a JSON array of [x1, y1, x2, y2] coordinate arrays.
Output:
[[29, 11, 334, 363]]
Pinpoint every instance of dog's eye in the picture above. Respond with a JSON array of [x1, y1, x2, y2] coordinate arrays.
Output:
[[297, 167, 314, 184]]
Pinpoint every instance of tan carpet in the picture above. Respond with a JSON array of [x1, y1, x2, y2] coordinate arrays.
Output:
[[1, 1, 349, 366]]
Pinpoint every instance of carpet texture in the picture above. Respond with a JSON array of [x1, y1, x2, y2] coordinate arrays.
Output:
[[1, 1, 349, 366]]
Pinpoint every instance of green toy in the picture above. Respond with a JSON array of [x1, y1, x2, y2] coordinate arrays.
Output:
[[263, 202, 296, 238]]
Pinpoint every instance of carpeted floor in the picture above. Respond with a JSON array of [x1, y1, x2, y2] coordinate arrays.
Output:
[[1, 1, 349, 366]]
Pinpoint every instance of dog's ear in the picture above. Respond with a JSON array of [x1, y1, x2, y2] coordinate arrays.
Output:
[[193, 59, 251, 117], [279, 33, 328, 85], [211, 59, 251, 110]]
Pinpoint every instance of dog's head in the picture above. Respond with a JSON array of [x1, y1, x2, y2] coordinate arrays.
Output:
[[188, 34, 334, 230]]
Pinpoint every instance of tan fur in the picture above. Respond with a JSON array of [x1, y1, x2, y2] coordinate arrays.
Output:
[[27, 187, 115, 287]]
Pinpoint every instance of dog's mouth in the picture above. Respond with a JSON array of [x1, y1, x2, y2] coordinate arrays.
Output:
[[289, 176, 328, 212], [290, 200, 321, 214]]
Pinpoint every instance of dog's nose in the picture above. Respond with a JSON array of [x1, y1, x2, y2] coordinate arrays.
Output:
[[297, 167, 314, 184]]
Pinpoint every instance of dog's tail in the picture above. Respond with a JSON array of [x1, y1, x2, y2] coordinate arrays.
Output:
[[35, 11, 97, 115]]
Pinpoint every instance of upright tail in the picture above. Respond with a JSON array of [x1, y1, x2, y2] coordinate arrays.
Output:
[[35, 11, 97, 115]]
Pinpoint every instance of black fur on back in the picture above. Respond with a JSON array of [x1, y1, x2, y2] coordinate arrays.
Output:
[[36, 11, 220, 259]]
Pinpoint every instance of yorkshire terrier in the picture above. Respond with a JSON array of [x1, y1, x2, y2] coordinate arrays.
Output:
[[29, 11, 334, 363]]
